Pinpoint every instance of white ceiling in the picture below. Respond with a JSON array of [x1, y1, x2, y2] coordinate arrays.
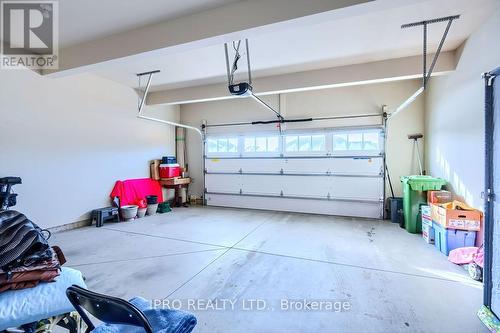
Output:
[[59, 0, 242, 47], [87, 0, 498, 91]]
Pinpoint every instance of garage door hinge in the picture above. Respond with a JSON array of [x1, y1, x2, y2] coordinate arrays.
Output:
[[327, 193, 331, 200], [239, 168, 243, 174], [280, 190, 284, 197], [483, 189, 495, 202], [280, 168, 284, 175], [239, 189, 243, 195]]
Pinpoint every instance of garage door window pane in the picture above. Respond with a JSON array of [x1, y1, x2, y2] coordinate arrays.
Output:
[[217, 139, 228, 152], [255, 137, 267, 152], [285, 136, 298, 152], [298, 136, 312, 151], [267, 136, 279, 152], [207, 138, 218, 152], [348, 133, 363, 150], [333, 134, 348, 151], [311, 135, 325, 151], [363, 133, 379, 150], [244, 138, 255, 152], [228, 138, 238, 152]]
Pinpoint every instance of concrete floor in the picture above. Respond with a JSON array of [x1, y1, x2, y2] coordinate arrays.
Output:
[[52, 206, 486, 333]]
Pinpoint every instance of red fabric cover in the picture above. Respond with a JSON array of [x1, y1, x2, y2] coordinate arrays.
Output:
[[110, 178, 163, 207]]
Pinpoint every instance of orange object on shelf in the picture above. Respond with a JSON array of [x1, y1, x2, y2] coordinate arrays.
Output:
[[427, 190, 452, 204]]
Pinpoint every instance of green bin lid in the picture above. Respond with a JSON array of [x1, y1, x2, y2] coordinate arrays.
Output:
[[400, 175, 446, 191]]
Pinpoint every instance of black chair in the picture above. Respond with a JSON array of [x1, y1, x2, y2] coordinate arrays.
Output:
[[66, 285, 153, 333]]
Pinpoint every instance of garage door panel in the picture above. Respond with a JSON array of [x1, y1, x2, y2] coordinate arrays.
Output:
[[206, 157, 383, 175], [280, 159, 333, 174], [280, 176, 330, 197], [206, 194, 382, 219], [330, 157, 383, 175], [206, 174, 383, 200], [205, 174, 241, 193], [331, 177, 383, 200], [239, 175, 331, 198], [240, 175, 285, 196], [205, 158, 285, 173]]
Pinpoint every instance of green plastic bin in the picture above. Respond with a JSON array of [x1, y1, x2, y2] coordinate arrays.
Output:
[[401, 175, 446, 234]]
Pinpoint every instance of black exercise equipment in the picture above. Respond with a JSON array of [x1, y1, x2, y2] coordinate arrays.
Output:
[[0, 176, 22, 210]]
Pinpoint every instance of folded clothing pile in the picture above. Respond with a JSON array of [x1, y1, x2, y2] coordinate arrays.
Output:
[[0, 210, 65, 292]]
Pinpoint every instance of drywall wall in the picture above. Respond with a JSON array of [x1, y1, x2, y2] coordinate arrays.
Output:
[[0, 70, 179, 229], [180, 79, 425, 200], [425, 8, 500, 211]]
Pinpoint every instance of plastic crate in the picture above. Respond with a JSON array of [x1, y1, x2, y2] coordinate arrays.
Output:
[[433, 222, 476, 255], [389, 197, 403, 224]]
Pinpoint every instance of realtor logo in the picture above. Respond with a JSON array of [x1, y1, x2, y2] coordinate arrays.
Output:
[[1, 1, 58, 69]]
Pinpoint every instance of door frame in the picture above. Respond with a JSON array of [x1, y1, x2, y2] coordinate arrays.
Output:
[[484, 67, 500, 311]]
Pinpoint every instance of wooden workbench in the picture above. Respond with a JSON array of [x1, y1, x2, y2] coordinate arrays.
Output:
[[160, 177, 191, 207]]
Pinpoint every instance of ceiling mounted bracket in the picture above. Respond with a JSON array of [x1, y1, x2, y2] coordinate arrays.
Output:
[[137, 69, 160, 114], [401, 14, 460, 89], [388, 14, 459, 119]]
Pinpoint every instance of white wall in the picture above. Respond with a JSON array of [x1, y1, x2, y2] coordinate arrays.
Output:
[[425, 8, 500, 211], [180, 79, 425, 199], [0, 70, 179, 229]]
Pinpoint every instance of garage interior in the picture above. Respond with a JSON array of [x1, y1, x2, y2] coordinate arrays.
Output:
[[1, 0, 500, 332]]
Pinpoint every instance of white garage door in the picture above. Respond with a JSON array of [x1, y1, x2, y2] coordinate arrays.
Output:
[[204, 127, 385, 218]]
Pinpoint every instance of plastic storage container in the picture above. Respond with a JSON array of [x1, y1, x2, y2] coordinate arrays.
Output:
[[401, 176, 446, 234], [145, 195, 158, 204], [433, 222, 476, 255], [389, 197, 404, 225], [159, 164, 181, 178], [162, 156, 177, 164]]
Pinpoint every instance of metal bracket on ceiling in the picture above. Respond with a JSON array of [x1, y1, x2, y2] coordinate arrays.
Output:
[[135, 69, 203, 137], [388, 14, 460, 119], [137, 70, 160, 114], [401, 14, 460, 89]]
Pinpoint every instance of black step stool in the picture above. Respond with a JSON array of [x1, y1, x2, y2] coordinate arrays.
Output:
[[91, 207, 119, 227]]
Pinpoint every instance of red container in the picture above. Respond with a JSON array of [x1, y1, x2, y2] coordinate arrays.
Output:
[[159, 164, 181, 179]]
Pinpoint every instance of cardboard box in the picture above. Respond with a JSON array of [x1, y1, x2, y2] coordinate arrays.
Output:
[[422, 222, 435, 244], [421, 205, 432, 221], [150, 160, 161, 180], [421, 206, 434, 244], [431, 201, 482, 231], [427, 190, 452, 204]]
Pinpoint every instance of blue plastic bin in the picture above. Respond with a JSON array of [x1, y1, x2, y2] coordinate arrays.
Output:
[[433, 222, 476, 255]]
